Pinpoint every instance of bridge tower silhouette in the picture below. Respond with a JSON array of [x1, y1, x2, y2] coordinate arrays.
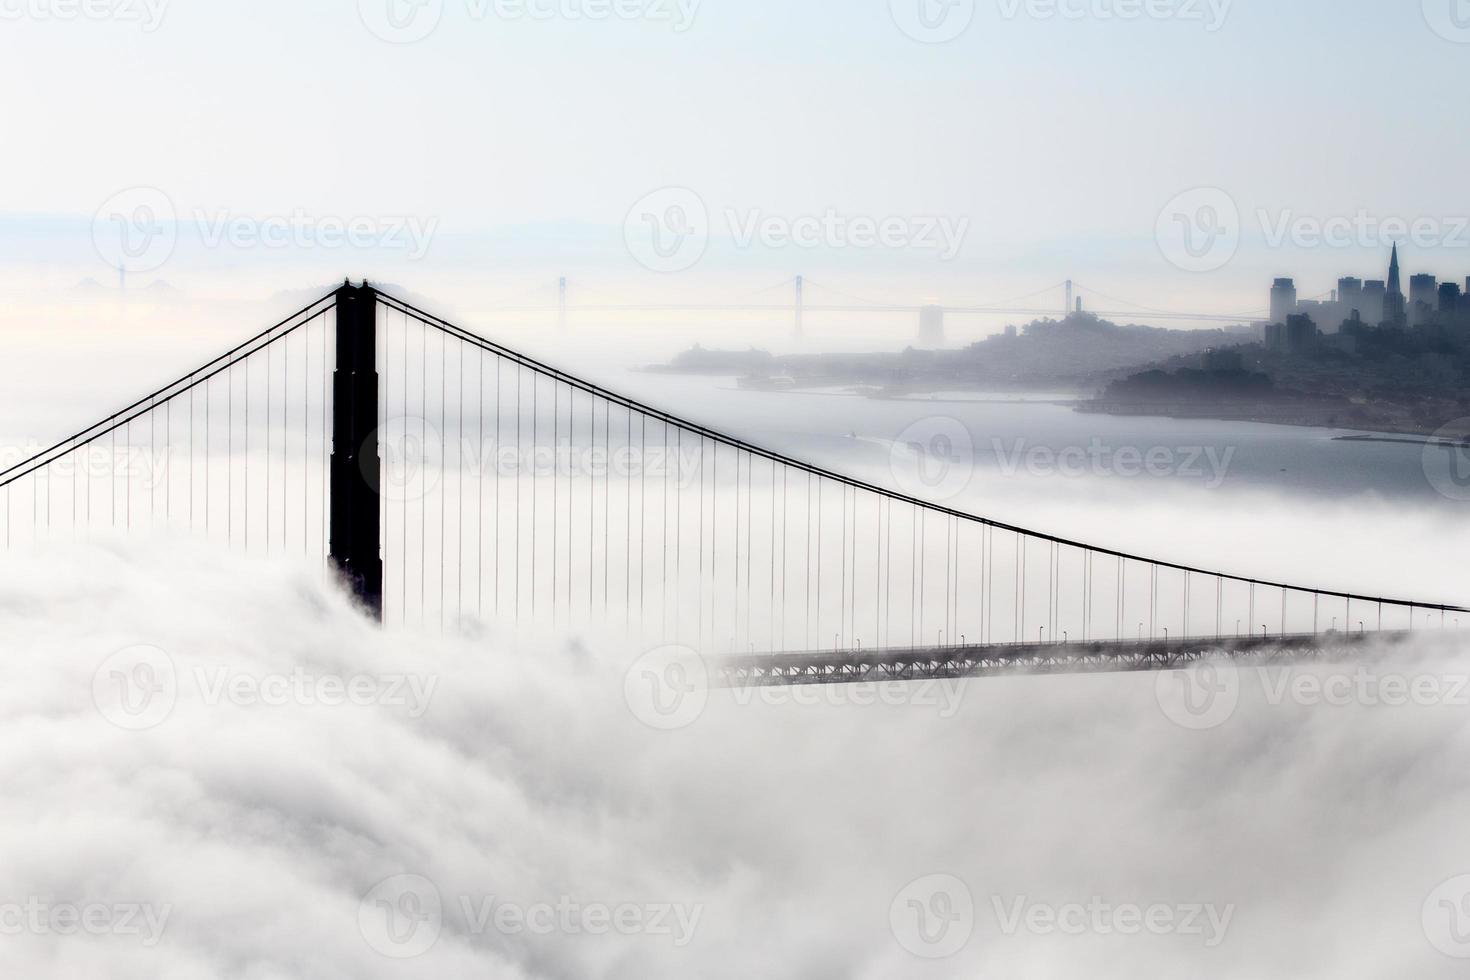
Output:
[[329, 283, 383, 618]]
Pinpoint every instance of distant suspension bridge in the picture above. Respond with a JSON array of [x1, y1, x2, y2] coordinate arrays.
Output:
[[480, 276, 1268, 342]]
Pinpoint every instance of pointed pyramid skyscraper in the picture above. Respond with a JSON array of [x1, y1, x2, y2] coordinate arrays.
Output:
[[1385, 243, 1406, 325]]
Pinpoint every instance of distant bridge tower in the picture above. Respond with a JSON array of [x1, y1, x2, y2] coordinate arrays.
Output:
[[918, 305, 945, 347], [558, 276, 568, 331], [1066, 280, 1073, 317], [794, 275, 804, 339]]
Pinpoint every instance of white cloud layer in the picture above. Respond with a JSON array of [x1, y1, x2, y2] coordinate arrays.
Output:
[[2, 537, 1470, 977]]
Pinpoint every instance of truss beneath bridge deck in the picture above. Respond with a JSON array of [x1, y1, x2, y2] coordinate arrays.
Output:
[[714, 632, 1429, 688]]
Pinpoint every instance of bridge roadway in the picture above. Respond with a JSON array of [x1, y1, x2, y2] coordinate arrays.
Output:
[[714, 631, 1427, 688]]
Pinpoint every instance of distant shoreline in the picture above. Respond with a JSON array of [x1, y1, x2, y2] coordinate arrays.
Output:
[[1077, 402, 1466, 442]]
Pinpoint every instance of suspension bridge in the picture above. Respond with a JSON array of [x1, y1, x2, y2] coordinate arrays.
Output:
[[483, 276, 1267, 342], [1, 282, 1462, 686]]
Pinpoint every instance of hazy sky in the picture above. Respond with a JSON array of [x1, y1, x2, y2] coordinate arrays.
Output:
[[4, 0, 1470, 314]]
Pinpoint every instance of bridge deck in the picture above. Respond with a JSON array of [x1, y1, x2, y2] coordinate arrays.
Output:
[[715, 631, 1429, 687]]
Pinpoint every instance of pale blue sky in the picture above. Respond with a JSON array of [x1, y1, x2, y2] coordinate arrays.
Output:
[[3, 0, 1468, 315]]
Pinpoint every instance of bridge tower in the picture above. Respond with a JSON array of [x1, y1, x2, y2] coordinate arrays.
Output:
[[918, 304, 945, 347], [329, 282, 384, 620], [794, 275, 804, 339], [1066, 280, 1073, 317]]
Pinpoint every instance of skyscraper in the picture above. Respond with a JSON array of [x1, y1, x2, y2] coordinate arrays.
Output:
[[1439, 281, 1462, 314], [1384, 243, 1406, 326], [1337, 277, 1363, 318], [1361, 280, 1387, 324], [1410, 273, 1438, 325], [1270, 277, 1297, 324]]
